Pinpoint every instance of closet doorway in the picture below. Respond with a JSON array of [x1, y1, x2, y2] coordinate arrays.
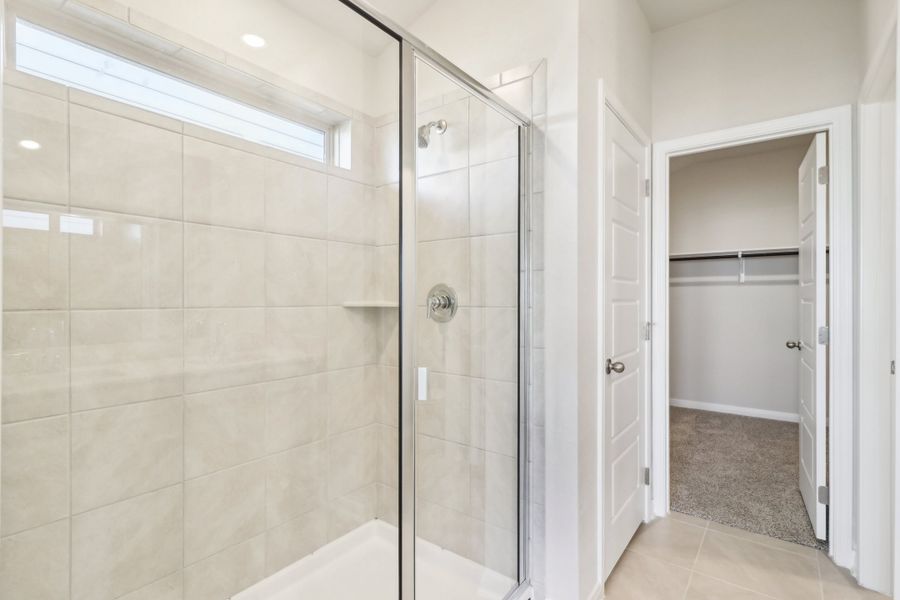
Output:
[[666, 133, 827, 549], [649, 106, 854, 564]]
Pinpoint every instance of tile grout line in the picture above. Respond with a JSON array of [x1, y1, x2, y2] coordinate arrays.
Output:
[[680, 519, 709, 600]]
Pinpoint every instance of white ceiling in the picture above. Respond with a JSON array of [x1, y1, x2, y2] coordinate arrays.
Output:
[[279, 0, 438, 55], [637, 0, 745, 31]]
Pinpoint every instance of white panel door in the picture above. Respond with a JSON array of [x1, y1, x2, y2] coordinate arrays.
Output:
[[603, 108, 648, 579], [798, 132, 827, 540]]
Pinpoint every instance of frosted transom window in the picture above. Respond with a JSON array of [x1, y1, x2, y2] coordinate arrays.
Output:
[[15, 19, 327, 162]]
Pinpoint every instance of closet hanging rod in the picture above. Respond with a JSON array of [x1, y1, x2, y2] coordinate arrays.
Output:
[[669, 247, 800, 262]]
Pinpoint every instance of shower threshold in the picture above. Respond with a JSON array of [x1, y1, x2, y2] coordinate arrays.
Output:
[[234, 519, 515, 600]]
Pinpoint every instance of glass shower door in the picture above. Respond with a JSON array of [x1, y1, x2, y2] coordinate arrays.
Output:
[[412, 58, 523, 600]]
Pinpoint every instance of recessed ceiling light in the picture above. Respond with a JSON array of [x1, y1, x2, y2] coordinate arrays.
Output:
[[18, 139, 41, 150], [241, 33, 266, 48]]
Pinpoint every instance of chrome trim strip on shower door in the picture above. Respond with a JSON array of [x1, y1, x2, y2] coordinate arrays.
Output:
[[399, 40, 417, 600], [335, 0, 529, 127]]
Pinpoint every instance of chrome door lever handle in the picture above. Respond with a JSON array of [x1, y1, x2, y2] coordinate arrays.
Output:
[[606, 358, 625, 374], [785, 340, 801, 350]]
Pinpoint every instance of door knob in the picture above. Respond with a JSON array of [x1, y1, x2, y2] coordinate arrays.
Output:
[[785, 340, 801, 350], [606, 359, 625, 374]]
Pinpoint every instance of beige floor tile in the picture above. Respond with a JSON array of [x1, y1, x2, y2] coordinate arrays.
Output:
[[627, 514, 707, 569], [668, 511, 709, 528], [818, 552, 890, 600], [694, 530, 820, 600], [605, 550, 692, 600], [707, 520, 818, 558], [685, 573, 775, 600]]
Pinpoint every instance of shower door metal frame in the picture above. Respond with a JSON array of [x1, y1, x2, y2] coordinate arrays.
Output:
[[337, 2, 533, 599]]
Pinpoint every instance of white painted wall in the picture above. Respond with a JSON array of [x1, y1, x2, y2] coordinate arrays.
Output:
[[652, 0, 862, 140], [669, 145, 803, 418], [670, 145, 807, 255]]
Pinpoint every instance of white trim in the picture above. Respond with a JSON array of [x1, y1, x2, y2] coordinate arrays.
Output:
[[651, 105, 855, 571], [669, 398, 799, 423]]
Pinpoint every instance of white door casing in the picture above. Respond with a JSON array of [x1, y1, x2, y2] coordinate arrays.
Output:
[[797, 132, 828, 540], [603, 107, 649, 579]]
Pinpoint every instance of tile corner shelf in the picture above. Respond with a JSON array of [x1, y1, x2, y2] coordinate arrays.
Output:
[[341, 301, 399, 308]]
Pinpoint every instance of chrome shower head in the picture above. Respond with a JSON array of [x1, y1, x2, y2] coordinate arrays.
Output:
[[417, 119, 448, 148]]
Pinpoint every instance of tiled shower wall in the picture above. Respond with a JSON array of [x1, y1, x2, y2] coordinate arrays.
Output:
[[0, 67, 396, 600], [371, 61, 547, 583]]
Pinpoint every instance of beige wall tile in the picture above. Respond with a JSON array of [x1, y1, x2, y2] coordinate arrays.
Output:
[[266, 234, 327, 306], [417, 499, 484, 564], [3, 199, 68, 310], [119, 572, 183, 600], [416, 434, 473, 514], [69, 210, 183, 309], [470, 307, 518, 382], [326, 307, 377, 370], [376, 483, 399, 527], [264, 374, 327, 454], [2, 311, 69, 423], [72, 397, 183, 513], [417, 307, 471, 377], [373, 244, 399, 304], [375, 184, 400, 245], [470, 233, 518, 307], [418, 372, 471, 445], [70, 105, 182, 219], [484, 522, 517, 579], [327, 366, 377, 435], [373, 121, 399, 187], [484, 451, 517, 531], [416, 238, 470, 306], [265, 307, 328, 379], [470, 158, 519, 235], [477, 378, 518, 457], [3, 86, 68, 204], [265, 160, 327, 238], [327, 176, 376, 244], [327, 426, 377, 499], [71, 485, 183, 600], [184, 384, 266, 478], [70, 309, 183, 411], [184, 308, 266, 393], [1, 416, 69, 535], [184, 462, 265, 564], [376, 425, 399, 490], [327, 241, 374, 305], [183, 536, 265, 600], [416, 169, 468, 242], [328, 483, 376, 541], [469, 96, 519, 167], [266, 442, 327, 527], [0, 519, 69, 600], [184, 224, 265, 308], [416, 99, 469, 178], [265, 509, 328, 575], [183, 137, 265, 229]]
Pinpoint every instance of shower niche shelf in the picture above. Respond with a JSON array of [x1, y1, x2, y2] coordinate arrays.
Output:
[[341, 301, 399, 308]]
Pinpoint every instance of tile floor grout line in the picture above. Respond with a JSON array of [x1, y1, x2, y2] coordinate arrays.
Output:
[[680, 519, 709, 600], [815, 551, 826, 600]]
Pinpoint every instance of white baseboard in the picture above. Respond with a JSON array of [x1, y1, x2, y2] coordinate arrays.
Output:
[[669, 398, 799, 423]]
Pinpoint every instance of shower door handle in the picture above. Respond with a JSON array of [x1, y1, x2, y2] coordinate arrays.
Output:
[[785, 340, 802, 350], [606, 359, 625, 374]]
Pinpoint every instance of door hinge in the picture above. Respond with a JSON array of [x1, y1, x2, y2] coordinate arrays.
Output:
[[644, 178, 651, 197], [643, 467, 651, 486], [818, 165, 829, 185], [817, 326, 830, 345], [818, 485, 829, 505], [642, 321, 652, 341]]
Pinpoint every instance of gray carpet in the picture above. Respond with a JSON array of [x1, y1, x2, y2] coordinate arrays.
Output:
[[670, 406, 827, 550]]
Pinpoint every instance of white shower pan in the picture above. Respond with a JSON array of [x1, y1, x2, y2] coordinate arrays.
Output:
[[234, 520, 515, 600]]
